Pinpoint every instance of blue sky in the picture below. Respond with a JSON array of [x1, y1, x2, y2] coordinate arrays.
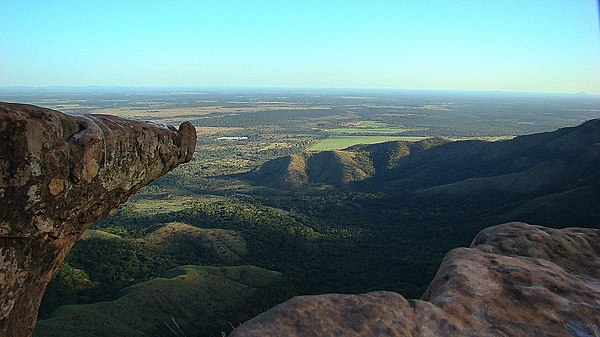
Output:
[[1, 0, 599, 93]]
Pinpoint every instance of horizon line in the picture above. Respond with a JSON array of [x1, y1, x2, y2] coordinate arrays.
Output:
[[0, 85, 598, 97]]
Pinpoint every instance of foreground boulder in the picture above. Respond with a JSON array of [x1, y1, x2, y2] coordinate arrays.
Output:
[[0, 103, 196, 337], [230, 222, 600, 337]]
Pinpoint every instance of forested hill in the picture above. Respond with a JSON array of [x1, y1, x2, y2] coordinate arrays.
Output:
[[247, 137, 450, 188], [379, 118, 600, 193], [249, 119, 600, 196]]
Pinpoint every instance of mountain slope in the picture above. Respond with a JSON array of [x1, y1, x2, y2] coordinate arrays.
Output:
[[251, 150, 375, 188], [386, 119, 600, 193], [249, 119, 600, 196], [346, 137, 449, 170], [34, 265, 288, 337], [249, 138, 449, 189], [146, 222, 248, 263]]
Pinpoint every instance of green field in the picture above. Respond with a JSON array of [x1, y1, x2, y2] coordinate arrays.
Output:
[[357, 121, 387, 127], [325, 121, 414, 135], [326, 127, 413, 135], [309, 136, 427, 151]]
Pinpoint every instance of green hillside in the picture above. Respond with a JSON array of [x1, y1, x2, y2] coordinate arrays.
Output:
[[309, 135, 427, 151], [250, 137, 449, 189], [347, 137, 449, 170], [250, 150, 375, 188], [38, 221, 256, 317], [250, 120, 600, 199], [146, 222, 248, 264], [380, 119, 600, 195], [35, 265, 288, 337]]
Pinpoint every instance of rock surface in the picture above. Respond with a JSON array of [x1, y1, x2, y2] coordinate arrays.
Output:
[[0, 103, 196, 337], [230, 222, 600, 337]]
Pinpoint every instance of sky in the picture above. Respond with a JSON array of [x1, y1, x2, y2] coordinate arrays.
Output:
[[1, 0, 599, 93]]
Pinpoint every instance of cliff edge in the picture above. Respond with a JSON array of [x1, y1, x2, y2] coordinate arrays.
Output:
[[231, 222, 600, 337], [0, 103, 196, 337]]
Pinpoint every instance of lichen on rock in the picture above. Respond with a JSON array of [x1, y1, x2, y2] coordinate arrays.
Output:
[[0, 102, 196, 337]]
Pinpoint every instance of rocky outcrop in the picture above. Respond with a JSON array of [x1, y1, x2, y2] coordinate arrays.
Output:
[[0, 103, 196, 337], [230, 222, 600, 337]]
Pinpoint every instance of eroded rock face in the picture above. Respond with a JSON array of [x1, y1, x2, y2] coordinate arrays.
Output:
[[230, 222, 600, 337], [0, 103, 196, 337]]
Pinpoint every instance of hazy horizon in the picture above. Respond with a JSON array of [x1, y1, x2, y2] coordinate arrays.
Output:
[[2, 1, 599, 94], [1, 85, 598, 96]]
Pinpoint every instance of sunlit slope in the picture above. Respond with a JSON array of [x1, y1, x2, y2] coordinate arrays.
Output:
[[346, 137, 449, 170], [37, 221, 253, 318], [251, 150, 374, 188], [250, 138, 450, 188], [146, 222, 248, 263], [34, 265, 285, 337], [71, 222, 248, 277]]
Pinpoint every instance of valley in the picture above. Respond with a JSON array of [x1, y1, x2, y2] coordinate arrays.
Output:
[[2, 89, 599, 337]]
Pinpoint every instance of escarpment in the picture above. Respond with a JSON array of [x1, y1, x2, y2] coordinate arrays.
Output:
[[230, 222, 600, 337], [0, 103, 196, 337]]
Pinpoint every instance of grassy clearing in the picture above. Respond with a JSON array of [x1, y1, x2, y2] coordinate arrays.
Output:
[[325, 121, 415, 135], [326, 127, 413, 135], [121, 196, 197, 216], [357, 121, 387, 128], [309, 136, 427, 151], [194, 126, 244, 136]]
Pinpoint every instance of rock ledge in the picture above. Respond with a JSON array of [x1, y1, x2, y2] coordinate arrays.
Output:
[[0, 103, 196, 337]]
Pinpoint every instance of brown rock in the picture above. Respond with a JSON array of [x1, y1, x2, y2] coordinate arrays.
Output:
[[230, 222, 600, 337], [0, 103, 196, 337]]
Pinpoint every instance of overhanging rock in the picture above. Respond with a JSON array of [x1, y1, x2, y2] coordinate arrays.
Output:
[[0, 103, 196, 337]]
